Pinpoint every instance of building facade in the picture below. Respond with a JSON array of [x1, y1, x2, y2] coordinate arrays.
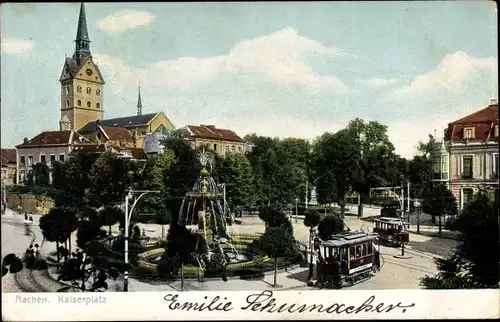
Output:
[[1, 149, 17, 186], [176, 124, 249, 156], [434, 102, 499, 209], [59, 3, 105, 131], [15, 131, 94, 183]]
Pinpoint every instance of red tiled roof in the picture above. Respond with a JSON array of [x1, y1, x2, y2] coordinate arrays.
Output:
[[451, 104, 498, 124], [445, 104, 499, 143], [100, 126, 133, 142], [1, 148, 16, 164], [16, 131, 72, 148], [184, 125, 243, 142]]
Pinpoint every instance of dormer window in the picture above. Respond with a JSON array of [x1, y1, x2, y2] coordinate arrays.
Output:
[[464, 127, 475, 139]]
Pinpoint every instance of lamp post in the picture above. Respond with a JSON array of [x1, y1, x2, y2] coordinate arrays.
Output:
[[124, 189, 159, 292]]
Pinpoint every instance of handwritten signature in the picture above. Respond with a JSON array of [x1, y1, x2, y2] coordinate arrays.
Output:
[[164, 291, 415, 315]]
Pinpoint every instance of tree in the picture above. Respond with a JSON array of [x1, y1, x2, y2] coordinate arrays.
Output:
[[76, 219, 106, 250], [346, 118, 398, 195], [2, 254, 23, 277], [422, 183, 458, 231], [258, 226, 296, 287], [420, 192, 499, 289], [214, 152, 256, 210], [51, 161, 65, 190], [99, 207, 123, 236], [40, 207, 78, 263], [312, 129, 362, 218], [54, 153, 96, 209], [56, 242, 130, 292], [86, 152, 131, 208], [32, 162, 51, 185], [139, 149, 175, 217], [317, 214, 345, 240]]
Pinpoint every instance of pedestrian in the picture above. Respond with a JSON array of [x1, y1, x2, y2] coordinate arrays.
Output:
[[24, 213, 28, 220], [29, 216, 33, 222]]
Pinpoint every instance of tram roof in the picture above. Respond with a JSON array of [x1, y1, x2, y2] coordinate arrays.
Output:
[[375, 217, 409, 224], [320, 231, 376, 247]]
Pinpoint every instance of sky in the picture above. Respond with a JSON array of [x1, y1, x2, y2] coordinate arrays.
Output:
[[1, 1, 498, 158]]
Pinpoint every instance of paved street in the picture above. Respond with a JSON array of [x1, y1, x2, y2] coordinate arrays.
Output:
[[1, 206, 460, 292]]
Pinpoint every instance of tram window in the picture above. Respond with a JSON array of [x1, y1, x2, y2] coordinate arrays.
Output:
[[362, 244, 367, 256], [368, 243, 373, 254], [328, 247, 333, 258], [340, 248, 347, 260], [349, 247, 355, 259], [355, 245, 362, 258]]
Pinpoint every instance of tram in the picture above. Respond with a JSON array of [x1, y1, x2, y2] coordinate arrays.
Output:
[[373, 217, 409, 246], [313, 231, 380, 289]]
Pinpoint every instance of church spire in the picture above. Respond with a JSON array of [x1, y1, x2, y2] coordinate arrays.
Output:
[[73, 3, 91, 63], [137, 85, 143, 116]]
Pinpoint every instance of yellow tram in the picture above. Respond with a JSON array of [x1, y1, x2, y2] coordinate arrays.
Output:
[[313, 231, 380, 289], [373, 217, 409, 246]]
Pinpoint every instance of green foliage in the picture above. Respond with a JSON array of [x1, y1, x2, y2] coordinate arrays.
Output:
[[76, 220, 105, 250], [32, 162, 51, 186], [420, 193, 499, 289], [258, 206, 293, 234], [317, 214, 344, 240], [86, 152, 131, 207], [311, 129, 361, 215], [214, 152, 257, 210], [422, 183, 458, 221], [139, 149, 175, 215], [303, 210, 321, 228], [40, 207, 78, 244], [258, 226, 296, 259], [2, 254, 24, 277], [99, 206, 123, 233]]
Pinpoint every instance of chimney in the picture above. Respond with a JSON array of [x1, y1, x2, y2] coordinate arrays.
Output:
[[23, 137, 28, 144], [490, 98, 498, 105]]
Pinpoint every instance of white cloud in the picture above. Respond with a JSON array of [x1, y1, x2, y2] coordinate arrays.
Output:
[[96, 9, 155, 34], [357, 77, 398, 87], [388, 51, 498, 100], [1, 39, 35, 54], [94, 27, 352, 93]]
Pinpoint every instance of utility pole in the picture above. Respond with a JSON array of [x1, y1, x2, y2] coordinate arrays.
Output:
[[407, 181, 411, 229]]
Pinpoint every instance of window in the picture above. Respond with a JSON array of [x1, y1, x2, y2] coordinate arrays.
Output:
[[463, 127, 475, 139], [362, 244, 367, 257], [40, 155, 46, 163], [66, 100, 70, 107], [350, 247, 355, 260], [28, 155, 33, 166], [86, 87, 91, 94], [96, 103, 100, 109], [87, 101, 91, 108], [213, 143, 217, 151], [20, 155, 26, 165], [495, 125, 499, 137], [462, 156, 473, 179], [231, 146, 236, 153], [225, 146, 229, 152], [66, 86, 70, 95], [367, 243, 373, 255], [77, 85, 82, 93], [462, 188, 474, 206], [238, 146, 242, 152], [59, 154, 65, 162], [50, 155, 56, 164], [77, 100, 82, 107], [96, 89, 100, 96]]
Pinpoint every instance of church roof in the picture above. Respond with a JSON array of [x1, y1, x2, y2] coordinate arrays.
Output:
[[79, 113, 158, 132], [62, 56, 105, 84]]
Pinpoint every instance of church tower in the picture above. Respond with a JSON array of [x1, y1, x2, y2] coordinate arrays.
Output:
[[59, 3, 105, 131]]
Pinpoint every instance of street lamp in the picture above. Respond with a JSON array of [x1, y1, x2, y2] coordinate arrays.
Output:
[[123, 188, 159, 292]]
